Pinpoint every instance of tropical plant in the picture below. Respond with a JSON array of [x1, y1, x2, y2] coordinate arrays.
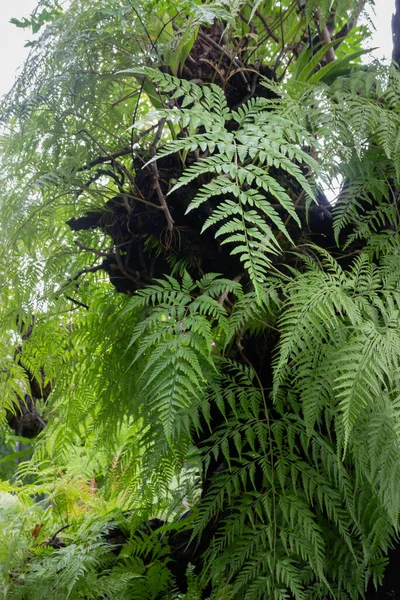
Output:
[[0, 0, 400, 598]]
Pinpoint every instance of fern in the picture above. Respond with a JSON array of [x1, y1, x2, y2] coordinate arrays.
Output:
[[2, 1, 400, 598], [125, 273, 240, 440], [132, 68, 320, 298]]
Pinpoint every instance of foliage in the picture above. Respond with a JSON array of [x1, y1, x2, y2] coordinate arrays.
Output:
[[133, 69, 319, 299], [1, 0, 400, 599]]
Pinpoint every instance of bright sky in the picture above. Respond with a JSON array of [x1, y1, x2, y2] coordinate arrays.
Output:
[[0, 0, 39, 97], [0, 0, 396, 97], [365, 0, 396, 61]]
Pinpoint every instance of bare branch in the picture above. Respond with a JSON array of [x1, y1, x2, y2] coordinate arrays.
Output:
[[65, 295, 89, 310], [75, 240, 114, 257], [254, 10, 280, 43], [150, 119, 175, 231], [77, 124, 157, 173]]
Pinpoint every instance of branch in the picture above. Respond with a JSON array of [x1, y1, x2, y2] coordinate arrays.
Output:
[[77, 125, 157, 173], [314, 9, 335, 63], [335, 0, 366, 49], [275, 190, 306, 244], [77, 147, 132, 173], [76, 168, 124, 196], [65, 295, 89, 310], [114, 246, 144, 287], [254, 10, 279, 44], [150, 119, 175, 232], [50, 525, 71, 541], [197, 30, 251, 90], [75, 240, 114, 257], [56, 264, 104, 296], [77, 129, 159, 215], [232, 62, 260, 109]]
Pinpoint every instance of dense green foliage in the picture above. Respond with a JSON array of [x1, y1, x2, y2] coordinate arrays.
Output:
[[1, 0, 400, 598]]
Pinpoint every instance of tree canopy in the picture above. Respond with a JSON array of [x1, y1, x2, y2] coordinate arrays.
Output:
[[1, 0, 400, 598]]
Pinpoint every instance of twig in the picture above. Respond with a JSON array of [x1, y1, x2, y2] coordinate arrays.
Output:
[[198, 30, 246, 69], [65, 295, 89, 310], [55, 264, 104, 299], [238, 12, 257, 35], [77, 168, 124, 196], [218, 273, 244, 307], [114, 246, 142, 287], [246, 0, 297, 62], [49, 524, 71, 542], [151, 164, 175, 232], [150, 118, 167, 154], [150, 119, 175, 231], [255, 10, 280, 43], [75, 241, 114, 257], [77, 125, 157, 173], [198, 30, 251, 91], [232, 63, 260, 109], [77, 146, 131, 173], [336, 250, 362, 261], [77, 129, 159, 215], [71, 264, 104, 282], [32, 412, 47, 429], [275, 190, 305, 244], [112, 88, 142, 108], [131, 5, 161, 59]]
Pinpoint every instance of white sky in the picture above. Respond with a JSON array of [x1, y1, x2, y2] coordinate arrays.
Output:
[[0, 0, 396, 97], [0, 0, 40, 97], [365, 0, 396, 61]]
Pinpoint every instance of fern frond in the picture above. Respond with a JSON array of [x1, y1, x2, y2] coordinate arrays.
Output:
[[138, 71, 321, 297]]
